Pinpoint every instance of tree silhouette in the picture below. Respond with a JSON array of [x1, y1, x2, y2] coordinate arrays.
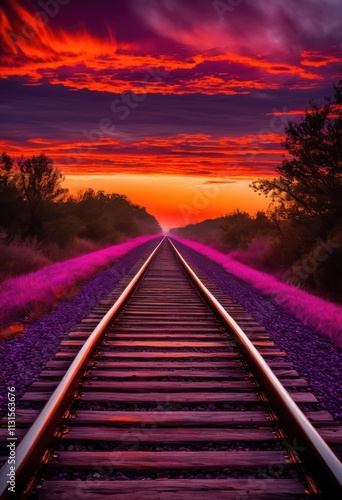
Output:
[[16, 154, 67, 236], [0, 152, 25, 238], [252, 80, 342, 234]]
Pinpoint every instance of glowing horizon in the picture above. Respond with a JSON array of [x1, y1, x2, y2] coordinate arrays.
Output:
[[63, 173, 270, 231]]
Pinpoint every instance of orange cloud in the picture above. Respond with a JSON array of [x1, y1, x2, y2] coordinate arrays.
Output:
[[1, 0, 116, 57], [300, 50, 342, 67], [210, 52, 321, 80], [267, 109, 305, 117], [0, 0, 116, 85], [267, 103, 342, 119], [0, 131, 283, 181]]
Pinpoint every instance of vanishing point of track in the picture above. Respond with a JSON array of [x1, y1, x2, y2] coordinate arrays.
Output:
[[0, 237, 341, 499]]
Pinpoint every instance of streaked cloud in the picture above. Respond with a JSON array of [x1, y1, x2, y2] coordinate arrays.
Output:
[[0, 0, 340, 95]]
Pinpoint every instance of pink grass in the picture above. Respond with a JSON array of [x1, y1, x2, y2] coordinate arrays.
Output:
[[173, 237, 342, 349], [0, 235, 160, 327]]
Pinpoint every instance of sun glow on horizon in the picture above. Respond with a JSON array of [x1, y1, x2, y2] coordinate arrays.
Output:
[[64, 174, 270, 231]]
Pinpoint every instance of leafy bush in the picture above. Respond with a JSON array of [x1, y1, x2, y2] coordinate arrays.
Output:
[[0, 237, 51, 281]]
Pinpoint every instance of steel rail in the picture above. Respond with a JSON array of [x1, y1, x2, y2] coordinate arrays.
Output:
[[169, 237, 342, 498], [0, 236, 164, 500]]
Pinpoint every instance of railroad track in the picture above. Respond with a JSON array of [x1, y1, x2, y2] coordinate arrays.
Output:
[[0, 237, 341, 499]]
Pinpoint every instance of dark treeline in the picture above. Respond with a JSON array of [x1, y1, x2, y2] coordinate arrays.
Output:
[[172, 81, 342, 300], [0, 153, 161, 279]]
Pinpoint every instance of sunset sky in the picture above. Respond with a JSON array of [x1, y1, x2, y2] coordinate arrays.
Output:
[[1, 0, 341, 230]]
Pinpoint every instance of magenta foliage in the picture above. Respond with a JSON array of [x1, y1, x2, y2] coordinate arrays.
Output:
[[0, 235, 160, 327], [229, 237, 275, 268], [173, 237, 342, 349]]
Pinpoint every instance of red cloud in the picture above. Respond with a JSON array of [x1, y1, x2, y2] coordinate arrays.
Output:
[[0, 131, 283, 179]]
